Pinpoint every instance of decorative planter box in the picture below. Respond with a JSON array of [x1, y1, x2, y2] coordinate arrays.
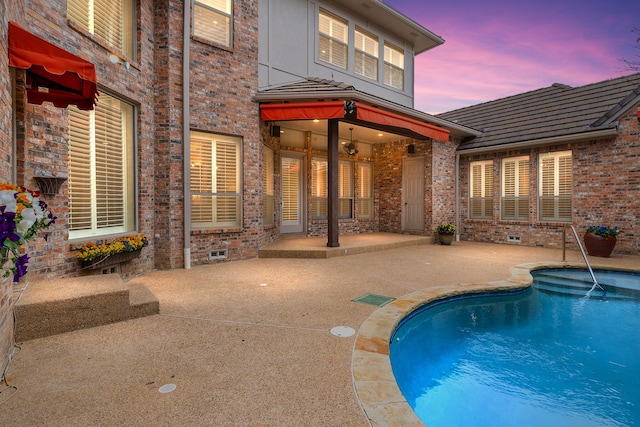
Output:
[[81, 249, 142, 269]]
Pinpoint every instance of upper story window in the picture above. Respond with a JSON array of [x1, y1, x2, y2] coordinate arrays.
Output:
[[469, 160, 493, 219], [539, 151, 572, 222], [319, 9, 348, 69], [355, 27, 378, 80], [384, 42, 404, 90], [68, 92, 136, 239], [68, 0, 135, 59], [194, 0, 233, 48], [501, 156, 530, 221]]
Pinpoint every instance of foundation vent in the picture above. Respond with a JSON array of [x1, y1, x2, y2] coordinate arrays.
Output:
[[507, 235, 522, 243], [208, 249, 228, 260]]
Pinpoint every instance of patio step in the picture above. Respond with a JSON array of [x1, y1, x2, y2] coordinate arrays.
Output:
[[13, 274, 159, 342]]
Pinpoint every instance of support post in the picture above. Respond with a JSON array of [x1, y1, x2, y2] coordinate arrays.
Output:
[[327, 119, 340, 247]]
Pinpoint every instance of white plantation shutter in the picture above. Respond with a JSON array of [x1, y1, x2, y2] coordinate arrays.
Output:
[[68, 0, 133, 58], [338, 160, 353, 218], [68, 93, 134, 238], [68, 108, 93, 231], [384, 42, 404, 90], [355, 28, 378, 80], [262, 146, 274, 225], [539, 151, 572, 221], [190, 131, 241, 228], [319, 10, 348, 69], [194, 0, 232, 47], [281, 158, 300, 223], [311, 158, 328, 219], [501, 157, 529, 220], [469, 161, 493, 219], [357, 162, 373, 219]]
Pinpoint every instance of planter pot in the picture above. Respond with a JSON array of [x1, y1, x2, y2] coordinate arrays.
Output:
[[438, 232, 454, 246], [81, 249, 142, 269], [583, 232, 616, 257]]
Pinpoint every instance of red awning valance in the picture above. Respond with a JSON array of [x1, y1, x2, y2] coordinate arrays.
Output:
[[261, 101, 345, 121], [8, 22, 97, 110], [260, 100, 450, 141], [354, 102, 450, 141]]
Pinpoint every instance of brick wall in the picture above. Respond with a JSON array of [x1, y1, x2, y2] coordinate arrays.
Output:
[[459, 105, 640, 254]]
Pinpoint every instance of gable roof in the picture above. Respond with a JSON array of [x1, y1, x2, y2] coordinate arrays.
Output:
[[437, 73, 640, 153]]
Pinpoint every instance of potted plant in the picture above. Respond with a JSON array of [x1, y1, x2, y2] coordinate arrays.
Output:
[[435, 223, 457, 245], [77, 234, 149, 269], [1, 183, 56, 282], [583, 225, 620, 257]]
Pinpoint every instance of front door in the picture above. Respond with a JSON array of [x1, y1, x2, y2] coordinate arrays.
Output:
[[402, 157, 425, 231], [281, 155, 304, 233]]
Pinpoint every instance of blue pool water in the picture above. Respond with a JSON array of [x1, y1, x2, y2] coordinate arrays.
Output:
[[390, 268, 640, 427]]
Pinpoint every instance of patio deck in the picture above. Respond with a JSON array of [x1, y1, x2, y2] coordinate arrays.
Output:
[[1, 240, 638, 426]]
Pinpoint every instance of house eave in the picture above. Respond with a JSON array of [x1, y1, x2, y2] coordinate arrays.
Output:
[[456, 128, 619, 155]]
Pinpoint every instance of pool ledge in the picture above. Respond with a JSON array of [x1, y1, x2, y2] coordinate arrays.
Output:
[[351, 261, 576, 427]]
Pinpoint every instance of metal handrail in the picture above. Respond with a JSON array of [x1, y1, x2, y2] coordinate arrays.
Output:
[[563, 224, 603, 290]]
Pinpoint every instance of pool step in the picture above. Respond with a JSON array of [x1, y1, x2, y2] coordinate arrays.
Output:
[[534, 272, 638, 301]]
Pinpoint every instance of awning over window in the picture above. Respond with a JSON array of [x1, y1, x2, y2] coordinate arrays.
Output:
[[260, 100, 450, 141], [8, 22, 97, 110], [260, 101, 346, 121], [354, 102, 450, 142]]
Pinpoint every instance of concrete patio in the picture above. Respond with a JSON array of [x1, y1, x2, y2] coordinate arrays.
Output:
[[1, 237, 638, 426]]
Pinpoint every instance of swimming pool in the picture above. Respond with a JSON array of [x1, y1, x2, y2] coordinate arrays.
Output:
[[389, 268, 640, 426]]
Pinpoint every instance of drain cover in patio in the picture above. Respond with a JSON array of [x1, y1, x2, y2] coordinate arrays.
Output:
[[352, 293, 395, 307]]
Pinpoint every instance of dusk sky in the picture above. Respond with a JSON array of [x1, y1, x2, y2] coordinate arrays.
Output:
[[384, 0, 639, 114]]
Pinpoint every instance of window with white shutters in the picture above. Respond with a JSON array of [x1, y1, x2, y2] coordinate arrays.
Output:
[[357, 162, 373, 219], [384, 42, 404, 90], [68, 0, 135, 59], [311, 158, 353, 219], [539, 151, 572, 222], [263, 146, 274, 226], [355, 28, 378, 80], [319, 9, 348, 69], [190, 131, 242, 228], [193, 0, 232, 47], [469, 161, 493, 219], [501, 156, 529, 221], [68, 93, 135, 239]]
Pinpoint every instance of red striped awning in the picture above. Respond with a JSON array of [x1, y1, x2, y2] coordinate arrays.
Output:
[[8, 22, 97, 110], [260, 101, 345, 121], [260, 100, 449, 141], [354, 102, 450, 141]]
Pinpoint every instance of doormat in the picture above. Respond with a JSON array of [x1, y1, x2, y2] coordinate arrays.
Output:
[[352, 293, 396, 307]]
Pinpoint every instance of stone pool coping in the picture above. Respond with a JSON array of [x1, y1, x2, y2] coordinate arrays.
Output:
[[351, 261, 640, 426]]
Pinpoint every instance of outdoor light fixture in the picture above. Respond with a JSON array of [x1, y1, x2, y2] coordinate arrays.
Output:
[[343, 127, 358, 156]]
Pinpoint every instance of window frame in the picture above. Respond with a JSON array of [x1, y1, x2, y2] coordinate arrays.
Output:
[[538, 150, 572, 222], [469, 160, 493, 220], [67, 91, 137, 240], [262, 145, 274, 226], [501, 156, 530, 221], [311, 157, 353, 220], [190, 130, 243, 229], [67, 0, 136, 60], [193, 0, 233, 48], [354, 27, 379, 81], [357, 162, 374, 219], [383, 41, 404, 90], [318, 8, 348, 69]]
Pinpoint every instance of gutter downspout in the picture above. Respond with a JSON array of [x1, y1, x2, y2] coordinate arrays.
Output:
[[183, 1, 191, 269], [455, 153, 460, 242]]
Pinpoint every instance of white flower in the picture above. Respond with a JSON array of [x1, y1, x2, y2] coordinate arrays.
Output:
[[0, 190, 17, 212], [16, 208, 36, 235]]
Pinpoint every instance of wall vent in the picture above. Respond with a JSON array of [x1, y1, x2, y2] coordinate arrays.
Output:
[[507, 235, 522, 243], [208, 249, 228, 260]]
